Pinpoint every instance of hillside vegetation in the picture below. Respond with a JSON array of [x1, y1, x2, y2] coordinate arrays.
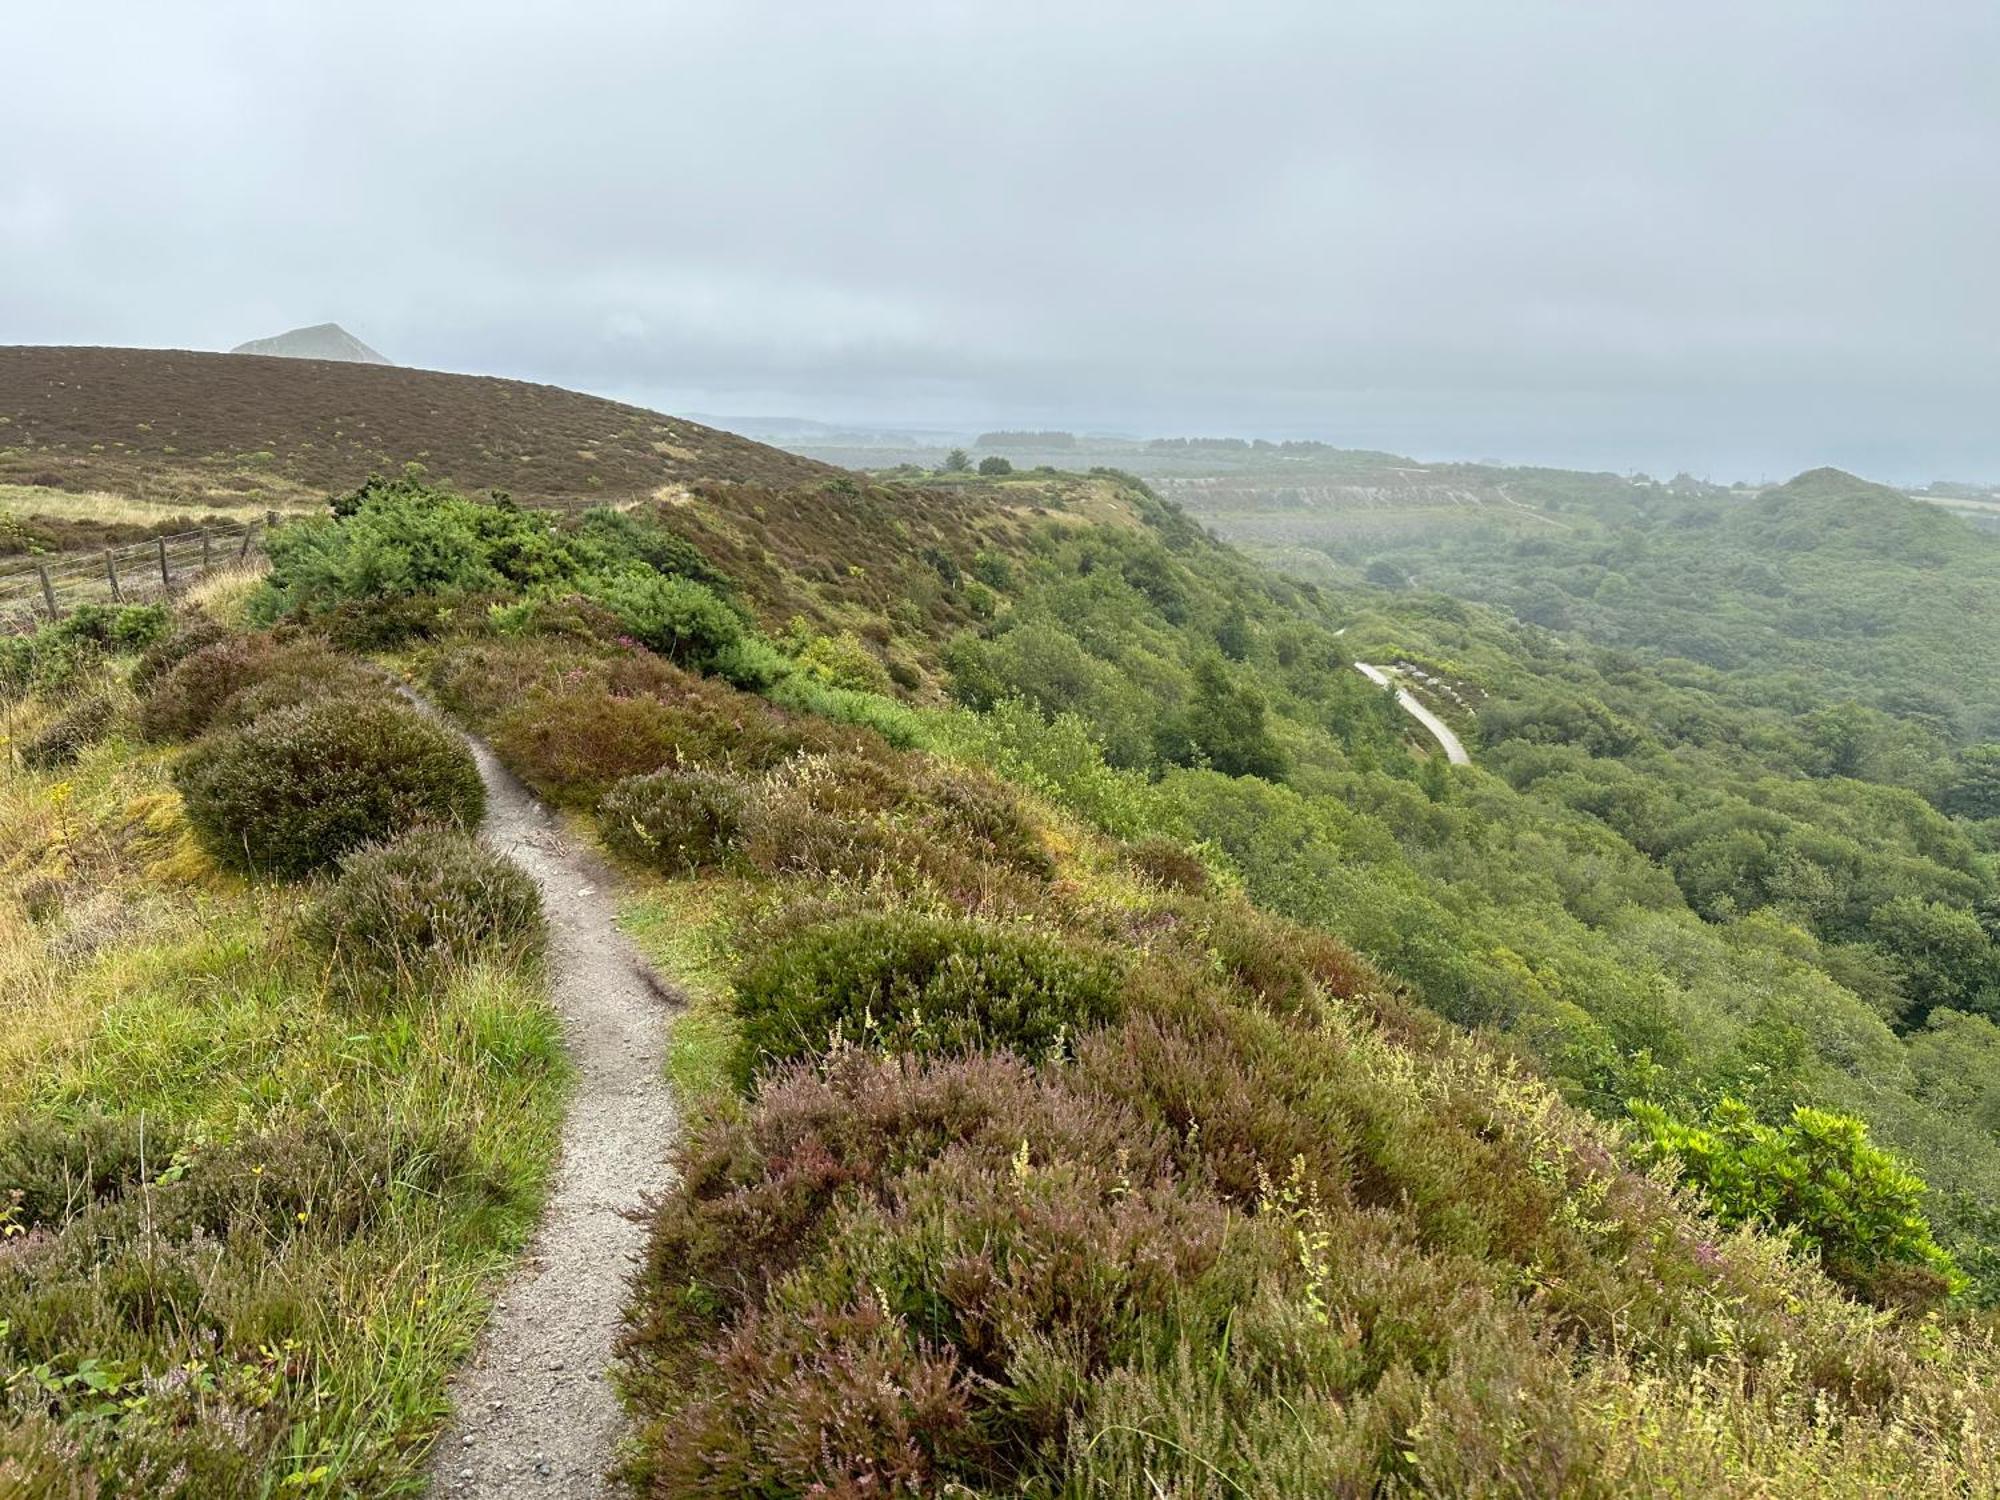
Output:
[[1288, 467, 2000, 741], [0, 346, 834, 526], [10, 398, 2000, 1493]]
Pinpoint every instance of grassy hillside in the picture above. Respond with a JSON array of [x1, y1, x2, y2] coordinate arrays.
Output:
[[12, 405, 2000, 1492], [0, 346, 834, 525]]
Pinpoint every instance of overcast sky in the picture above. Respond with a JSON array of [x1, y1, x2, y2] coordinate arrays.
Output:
[[7, 3, 1998, 481]]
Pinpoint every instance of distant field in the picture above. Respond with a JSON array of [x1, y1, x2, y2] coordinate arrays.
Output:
[[0, 347, 837, 538]]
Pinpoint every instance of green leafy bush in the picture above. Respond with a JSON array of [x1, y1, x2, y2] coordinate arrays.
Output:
[[589, 570, 744, 668], [174, 697, 484, 878], [601, 767, 750, 875], [0, 606, 164, 699], [307, 828, 544, 1005], [731, 911, 1124, 1083], [20, 694, 115, 770], [572, 509, 736, 596], [262, 479, 579, 617], [1630, 1098, 1964, 1305]]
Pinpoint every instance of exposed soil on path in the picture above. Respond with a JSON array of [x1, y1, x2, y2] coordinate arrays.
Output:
[[428, 730, 680, 1497]]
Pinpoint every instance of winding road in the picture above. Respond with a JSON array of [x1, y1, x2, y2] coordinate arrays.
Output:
[[1354, 661, 1471, 765]]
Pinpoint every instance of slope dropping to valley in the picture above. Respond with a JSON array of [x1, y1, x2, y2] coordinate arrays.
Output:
[[7, 355, 2000, 1496]]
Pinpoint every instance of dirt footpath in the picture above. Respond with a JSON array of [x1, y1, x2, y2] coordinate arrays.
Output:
[[428, 731, 679, 1497]]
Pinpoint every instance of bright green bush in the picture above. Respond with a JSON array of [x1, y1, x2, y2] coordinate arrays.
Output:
[[1630, 1097, 1965, 1304], [0, 605, 166, 699], [262, 479, 579, 617], [588, 570, 744, 668], [731, 911, 1125, 1083], [600, 767, 750, 875], [174, 698, 484, 878], [307, 827, 544, 1005]]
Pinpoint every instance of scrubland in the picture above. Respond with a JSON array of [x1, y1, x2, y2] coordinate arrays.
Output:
[[8, 466, 2000, 1496]]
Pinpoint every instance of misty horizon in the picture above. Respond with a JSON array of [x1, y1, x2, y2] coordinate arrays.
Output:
[[10, 2, 1998, 486]]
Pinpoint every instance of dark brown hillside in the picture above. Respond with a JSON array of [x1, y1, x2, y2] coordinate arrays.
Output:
[[0, 345, 837, 509]]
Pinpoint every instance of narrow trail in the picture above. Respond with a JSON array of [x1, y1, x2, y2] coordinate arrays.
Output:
[[1354, 662, 1472, 766], [429, 730, 680, 1497]]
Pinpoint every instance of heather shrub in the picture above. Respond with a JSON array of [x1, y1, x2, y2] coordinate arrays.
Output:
[[140, 634, 386, 741], [174, 697, 484, 878], [139, 634, 275, 740], [20, 694, 115, 770], [600, 767, 750, 875], [488, 672, 820, 805], [490, 687, 699, 805], [912, 764, 1053, 878], [723, 752, 1050, 903], [0, 1105, 489, 1494], [307, 828, 545, 1005], [317, 589, 468, 649], [738, 795, 906, 887], [625, 981, 2000, 1498], [218, 646, 386, 727], [129, 613, 230, 693], [731, 911, 1124, 1082], [426, 636, 596, 726], [1123, 834, 1211, 893]]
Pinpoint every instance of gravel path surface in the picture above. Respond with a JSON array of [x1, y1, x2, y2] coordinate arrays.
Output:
[[428, 730, 679, 1497], [1355, 661, 1473, 766]]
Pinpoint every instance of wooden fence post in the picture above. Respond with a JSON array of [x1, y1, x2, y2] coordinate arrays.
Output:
[[158, 536, 171, 591], [201, 531, 213, 570], [105, 550, 122, 602], [36, 565, 59, 620], [238, 522, 255, 561]]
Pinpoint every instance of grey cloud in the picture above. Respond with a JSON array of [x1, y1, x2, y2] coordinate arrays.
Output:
[[8, 1, 1998, 479]]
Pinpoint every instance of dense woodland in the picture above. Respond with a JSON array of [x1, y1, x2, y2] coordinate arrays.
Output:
[[8, 461, 2000, 1493]]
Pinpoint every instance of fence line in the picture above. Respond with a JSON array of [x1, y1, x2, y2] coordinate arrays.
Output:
[[0, 514, 278, 630]]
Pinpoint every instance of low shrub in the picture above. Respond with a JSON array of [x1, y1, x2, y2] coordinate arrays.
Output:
[[1123, 834, 1211, 893], [912, 765, 1052, 879], [54, 602, 170, 652], [488, 671, 839, 805], [590, 570, 744, 668], [490, 688, 697, 806], [1630, 1098, 1964, 1306], [317, 590, 471, 649], [738, 797, 906, 888], [20, 694, 115, 770], [138, 634, 275, 740], [0, 609, 157, 700], [731, 911, 1125, 1083], [601, 767, 750, 875], [307, 828, 545, 1004], [174, 697, 484, 878], [140, 634, 386, 740], [130, 614, 230, 693]]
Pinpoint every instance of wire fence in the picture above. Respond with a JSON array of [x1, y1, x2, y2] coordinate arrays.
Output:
[[0, 515, 277, 631]]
